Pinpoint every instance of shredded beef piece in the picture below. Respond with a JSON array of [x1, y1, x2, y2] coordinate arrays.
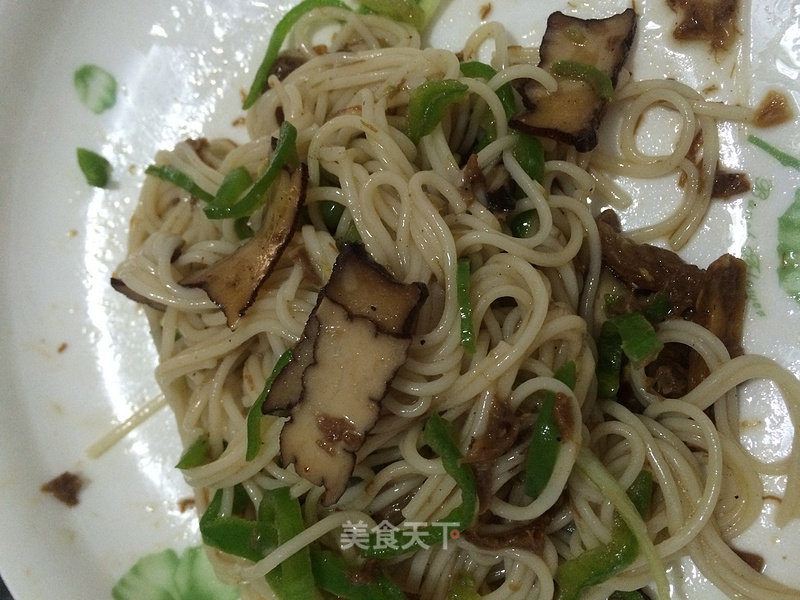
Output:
[[597, 210, 706, 318], [41, 471, 84, 507]]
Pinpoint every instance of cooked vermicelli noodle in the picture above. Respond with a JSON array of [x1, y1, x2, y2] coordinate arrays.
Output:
[[112, 6, 800, 600]]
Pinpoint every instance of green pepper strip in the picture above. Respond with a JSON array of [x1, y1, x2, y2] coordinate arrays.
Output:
[[234, 216, 255, 239], [259, 487, 315, 600], [596, 319, 624, 399], [175, 434, 211, 469], [243, 0, 351, 109], [246, 349, 293, 461], [359, 0, 424, 30], [550, 59, 614, 101], [144, 164, 215, 203], [513, 132, 545, 184], [459, 61, 516, 119], [204, 121, 298, 220], [199, 485, 277, 562], [640, 291, 671, 324], [311, 549, 407, 600], [612, 312, 663, 367], [456, 257, 476, 354], [362, 412, 478, 558], [554, 471, 653, 600], [407, 79, 469, 143], [523, 361, 576, 498], [214, 166, 253, 209], [595, 311, 663, 399], [200, 485, 314, 599], [509, 209, 540, 238]]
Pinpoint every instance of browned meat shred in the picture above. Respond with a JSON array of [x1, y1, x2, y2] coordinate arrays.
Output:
[[752, 90, 794, 128], [598, 209, 749, 397], [712, 172, 751, 199], [464, 397, 523, 512], [464, 517, 551, 555], [597, 210, 706, 318], [41, 471, 84, 507], [666, 0, 739, 51]]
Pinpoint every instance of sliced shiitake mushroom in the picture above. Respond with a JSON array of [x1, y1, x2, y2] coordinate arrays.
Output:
[[511, 9, 637, 152], [181, 165, 307, 327], [264, 244, 428, 505]]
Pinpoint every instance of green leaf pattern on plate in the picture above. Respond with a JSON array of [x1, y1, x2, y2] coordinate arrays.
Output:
[[73, 64, 117, 114], [112, 546, 239, 600], [778, 189, 800, 305]]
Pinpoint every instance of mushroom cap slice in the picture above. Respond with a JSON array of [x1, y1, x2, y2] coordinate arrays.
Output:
[[511, 9, 637, 152], [181, 165, 307, 327], [279, 296, 412, 505], [264, 244, 428, 505]]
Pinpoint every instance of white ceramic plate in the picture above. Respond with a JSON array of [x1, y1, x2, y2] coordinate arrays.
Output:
[[1, 1, 799, 598]]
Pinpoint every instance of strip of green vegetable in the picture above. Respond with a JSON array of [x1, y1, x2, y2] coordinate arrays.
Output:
[[214, 166, 253, 209], [459, 61, 516, 119], [259, 487, 315, 600], [311, 549, 407, 599], [204, 121, 298, 219], [362, 412, 477, 558], [407, 79, 469, 143], [175, 435, 211, 469], [246, 349, 293, 461], [595, 311, 663, 400], [457, 257, 476, 354], [199, 485, 278, 562], [242, 0, 352, 109], [554, 471, 653, 600], [523, 361, 576, 498], [145, 164, 215, 203]]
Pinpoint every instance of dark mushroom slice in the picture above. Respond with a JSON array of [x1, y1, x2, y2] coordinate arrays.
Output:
[[264, 244, 428, 505], [510, 9, 637, 152], [110, 277, 167, 311], [181, 165, 307, 327]]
